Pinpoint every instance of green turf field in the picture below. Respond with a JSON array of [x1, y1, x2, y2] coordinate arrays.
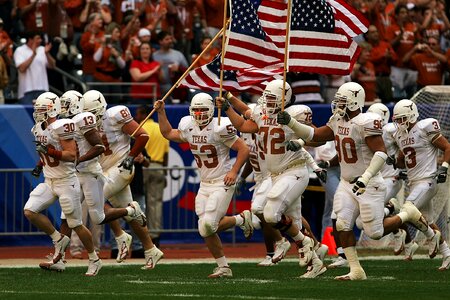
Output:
[[1, 259, 450, 299]]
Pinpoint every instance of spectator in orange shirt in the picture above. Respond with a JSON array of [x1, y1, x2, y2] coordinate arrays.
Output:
[[93, 22, 126, 103], [369, 0, 396, 41], [192, 36, 219, 68], [0, 19, 13, 60], [80, 0, 112, 25], [366, 25, 397, 103], [129, 41, 161, 104], [420, 0, 449, 39], [351, 42, 377, 103], [17, 0, 51, 34], [402, 36, 447, 89], [80, 12, 104, 83]]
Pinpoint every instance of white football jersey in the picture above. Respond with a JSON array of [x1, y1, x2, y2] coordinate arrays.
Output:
[[72, 112, 102, 174], [32, 119, 76, 179], [394, 118, 441, 181], [242, 132, 269, 182], [99, 106, 133, 171], [178, 116, 238, 181], [381, 122, 399, 178], [251, 106, 311, 174], [327, 112, 383, 182]]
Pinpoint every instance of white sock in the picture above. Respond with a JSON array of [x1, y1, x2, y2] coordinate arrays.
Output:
[[88, 251, 99, 261], [337, 247, 345, 255], [50, 230, 61, 242], [292, 231, 305, 242], [234, 214, 244, 226], [215, 256, 228, 267], [343, 246, 363, 272], [425, 227, 434, 239], [126, 206, 134, 216], [398, 211, 409, 223], [440, 241, 450, 257], [145, 246, 156, 255]]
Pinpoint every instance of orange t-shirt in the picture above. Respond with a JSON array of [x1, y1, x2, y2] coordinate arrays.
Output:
[[385, 22, 420, 67], [18, 0, 50, 33], [409, 53, 445, 86], [354, 62, 377, 102], [80, 30, 104, 75], [369, 40, 398, 75]]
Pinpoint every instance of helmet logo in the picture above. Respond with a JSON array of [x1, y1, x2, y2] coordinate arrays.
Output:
[[405, 104, 414, 111], [94, 96, 102, 103], [349, 89, 361, 97]]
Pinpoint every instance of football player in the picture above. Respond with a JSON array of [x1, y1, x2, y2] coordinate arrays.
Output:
[[217, 80, 326, 279], [25, 92, 102, 276], [392, 99, 450, 270], [84, 90, 163, 269], [154, 93, 252, 278], [276, 82, 429, 280]]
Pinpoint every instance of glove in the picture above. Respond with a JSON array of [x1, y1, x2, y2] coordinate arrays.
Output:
[[314, 169, 327, 183], [31, 165, 43, 178], [276, 111, 291, 125], [351, 176, 368, 196], [317, 160, 330, 169], [34, 141, 48, 154], [436, 165, 448, 183], [119, 156, 134, 173], [235, 177, 245, 196], [215, 96, 230, 111], [397, 170, 408, 181], [386, 155, 396, 169], [286, 140, 303, 152]]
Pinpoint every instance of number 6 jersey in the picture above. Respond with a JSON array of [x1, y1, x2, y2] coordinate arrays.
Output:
[[327, 112, 383, 182], [178, 116, 238, 181], [31, 119, 76, 179]]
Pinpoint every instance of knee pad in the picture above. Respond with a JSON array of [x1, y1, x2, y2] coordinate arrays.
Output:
[[66, 215, 83, 228], [355, 216, 363, 230], [273, 214, 293, 232], [251, 204, 264, 216], [198, 218, 217, 237], [89, 209, 105, 225], [335, 217, 350, 232], [363, 222, 384, 240], [59, 198, 75, 215], [252, 214, 262, 230]]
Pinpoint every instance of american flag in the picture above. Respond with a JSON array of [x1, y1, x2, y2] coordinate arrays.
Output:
[[224, 0, 369, 75], [179, 54, 282, 93]]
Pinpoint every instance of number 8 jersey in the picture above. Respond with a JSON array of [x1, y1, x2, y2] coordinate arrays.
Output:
[[327, 112, 383, 182], [178, 116, 238, 181], [31, 119, 76, 179]]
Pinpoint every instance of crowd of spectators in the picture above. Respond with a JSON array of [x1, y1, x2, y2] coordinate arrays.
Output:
[[0, 0, 450, 106]]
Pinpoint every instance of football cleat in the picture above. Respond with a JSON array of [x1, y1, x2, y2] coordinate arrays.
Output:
[[272, 238, 291, 263], [52, 234, 70, 263], [404, 241, 419, 261], [315, 243, 329, 261], [239, 210, 254, 240], [400, 201, 428, 231], [335, 268, 367, 281], [142, 246, 164, 270], [300, 256, 327, 279], [115, 232, 132, 263], [327, 256, 349, 269], [39, 259, 66, 272], [130, 201, 147, 227], [257, 256, 275, 267], [393, 229, 407, 255], [439, 255, 450, 271], [429, 230, 441, 259], [297, 236, 314, 267], [85, 258, 102, 276], [208, 266, 233, 278]]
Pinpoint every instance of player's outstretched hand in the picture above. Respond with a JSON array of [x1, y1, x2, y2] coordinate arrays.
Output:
[[386, 155, 396, 169], [351, 176, 368, 196], [153, 100, 165, 112], [314, 169, 327, 183], [119, 156, 134, 173], [276, 111, 291, 125], [31, 165, 43, 178], [436, 165, 448, 183], [286, 140, 303, 151], [215, 96, 230, 111], [34, 141, 48, 154]]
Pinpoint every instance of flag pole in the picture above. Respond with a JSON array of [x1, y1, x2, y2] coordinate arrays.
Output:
[[130, 24, 228, 137], [217, 0, 230, 126], [281, 0, 292, 111]]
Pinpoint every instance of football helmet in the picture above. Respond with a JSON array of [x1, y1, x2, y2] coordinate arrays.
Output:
[[261, 79, 292, 115], [83, 90, 107, 121], [189, 93, 215, 126], [60, 90, 84, 118], [285, 104, 313, 125], [367, 103, 390, 126], [33, 92, 61, 123], [393, 99, 418, 131], [331, 82, 365, 117]]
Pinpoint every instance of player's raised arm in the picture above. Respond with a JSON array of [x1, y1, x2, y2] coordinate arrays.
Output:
[[154, 100, 185, 143], [216, 97, 258, 133]]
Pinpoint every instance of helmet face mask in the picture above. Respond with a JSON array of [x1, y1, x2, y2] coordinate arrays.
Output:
[[189, 93, 214, 126], [367, 103, 390, 126], [261, 80, 292, 116], [60, 90, 84, 118], [33, 92, 61, 123], [393, 99, 418, 131], [332, 82, 365, 117], [82, 90, 107, 123]]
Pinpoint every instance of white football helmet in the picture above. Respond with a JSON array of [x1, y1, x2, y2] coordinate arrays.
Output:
[[393, 99, 418, 131], [367, 103, 390, 126], [60, 90, 84, 118], [33, 92, 61, 123], [285, 104, 313, 125], [83, 90, 107, 121], [261, 79, 292, 115], [189, 93, 214, 126], [332, 82, 365, 117]]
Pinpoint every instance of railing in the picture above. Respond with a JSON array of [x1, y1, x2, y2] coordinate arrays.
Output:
[[0, 167, 237, 244]]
